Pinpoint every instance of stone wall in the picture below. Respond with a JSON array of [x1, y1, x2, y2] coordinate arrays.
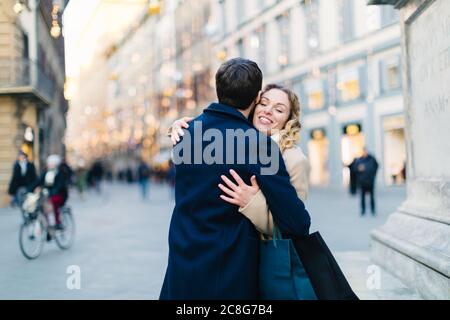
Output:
[[370, 0, 450, 299]]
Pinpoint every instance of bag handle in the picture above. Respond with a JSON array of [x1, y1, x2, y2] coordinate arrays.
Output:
[[272, 224, 283, 247]]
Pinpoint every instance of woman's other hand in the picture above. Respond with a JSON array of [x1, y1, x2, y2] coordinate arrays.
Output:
[[168, 117, 194, 145], [219, 169, 260, 208]]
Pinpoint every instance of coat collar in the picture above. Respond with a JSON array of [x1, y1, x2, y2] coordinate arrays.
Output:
[[204, 103, 253, 125], [270, 131, 280, 146]]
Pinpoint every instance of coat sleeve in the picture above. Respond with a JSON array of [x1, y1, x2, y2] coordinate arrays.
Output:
[[49, 171, 67, 197], [29, 163, 38, 186], [247, 141, 311, 238], [29, 171, 45, 192], [240, 149, 311, 236], [8, 163, 19, 195]]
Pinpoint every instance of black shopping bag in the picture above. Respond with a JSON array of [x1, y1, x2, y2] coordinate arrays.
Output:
[[293, 232, 359, 300]]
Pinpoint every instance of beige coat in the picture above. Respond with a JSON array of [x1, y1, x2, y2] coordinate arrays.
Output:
[[239, 134, 310, 236]]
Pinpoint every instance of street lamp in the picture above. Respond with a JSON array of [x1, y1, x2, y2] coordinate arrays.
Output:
[[13, 0, 63, 39], [50, 2, 61, 38]]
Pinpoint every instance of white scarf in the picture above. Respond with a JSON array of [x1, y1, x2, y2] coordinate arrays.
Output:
[[19, 161, 27, 176], [45, 169, 57, 186]]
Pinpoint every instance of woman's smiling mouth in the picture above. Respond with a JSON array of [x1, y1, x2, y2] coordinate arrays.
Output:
[[258, 116, 273, 125]]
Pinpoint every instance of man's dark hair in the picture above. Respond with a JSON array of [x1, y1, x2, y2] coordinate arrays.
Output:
[[215, 58, 263, 110]]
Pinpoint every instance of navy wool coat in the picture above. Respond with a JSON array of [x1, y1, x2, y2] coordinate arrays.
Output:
[[160, 103, 311, 300]]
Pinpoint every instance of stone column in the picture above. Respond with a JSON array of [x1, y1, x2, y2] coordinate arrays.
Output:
[[368, 0, 450, 299]]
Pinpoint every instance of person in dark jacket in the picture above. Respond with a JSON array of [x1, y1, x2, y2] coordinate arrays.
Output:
[[348, 158, 358, 196], [160, 58, 311, 300], [90, 160, 104, 193], [355, 149, 379, 216], [60, 158, 74, 186], [8, 151, 38, 206], [31, 155, 68, 229], [137, 159, 151, 199]]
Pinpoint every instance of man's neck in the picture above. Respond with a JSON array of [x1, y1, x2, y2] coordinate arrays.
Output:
[[238, 108, 251, 119], [237, 102, 254, 119]]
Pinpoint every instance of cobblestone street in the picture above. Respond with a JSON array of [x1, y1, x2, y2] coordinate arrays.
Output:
[[0, 182, 420, 299]]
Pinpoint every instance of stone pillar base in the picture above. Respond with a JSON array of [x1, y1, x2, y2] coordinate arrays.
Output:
[[371, 209, 450, 299]]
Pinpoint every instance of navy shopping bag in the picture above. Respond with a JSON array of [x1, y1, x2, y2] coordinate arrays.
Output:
[[293, 232, 359, 300], [259, 226, 317, 300]]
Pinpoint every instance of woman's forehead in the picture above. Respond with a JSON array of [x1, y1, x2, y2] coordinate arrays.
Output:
[[261, 89, 289, 104]]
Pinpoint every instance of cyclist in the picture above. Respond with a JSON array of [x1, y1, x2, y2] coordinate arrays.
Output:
[[31, 155, 69, 230]]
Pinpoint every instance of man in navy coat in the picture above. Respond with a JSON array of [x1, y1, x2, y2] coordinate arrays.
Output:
[[160, 58, 311, 300]]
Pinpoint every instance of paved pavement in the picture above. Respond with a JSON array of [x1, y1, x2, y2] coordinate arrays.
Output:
[[0, 182, 421, 299], [308, 185, 406, 251]]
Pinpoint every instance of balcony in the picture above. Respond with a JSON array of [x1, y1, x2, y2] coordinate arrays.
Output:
[[367, 0, 407, 7], [0, 57, 55, 105]]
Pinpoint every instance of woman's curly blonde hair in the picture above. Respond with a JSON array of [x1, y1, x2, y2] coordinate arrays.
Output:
[[261, 84, 302, 152]]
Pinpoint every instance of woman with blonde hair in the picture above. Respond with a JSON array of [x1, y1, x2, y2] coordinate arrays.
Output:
[[169, 83, 310, 236]]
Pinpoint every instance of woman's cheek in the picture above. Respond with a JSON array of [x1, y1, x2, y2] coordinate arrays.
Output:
[[276, 113, 289, 130]]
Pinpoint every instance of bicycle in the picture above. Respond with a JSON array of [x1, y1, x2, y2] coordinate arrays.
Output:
[[11, 187, 29, 222], [19, 190, 75, 260]]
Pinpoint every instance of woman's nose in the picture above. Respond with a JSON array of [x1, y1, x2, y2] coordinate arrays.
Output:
[[263, 106, 273, 115]]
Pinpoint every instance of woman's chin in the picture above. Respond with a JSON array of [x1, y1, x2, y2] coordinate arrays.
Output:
[[254, 124, 271, 134]]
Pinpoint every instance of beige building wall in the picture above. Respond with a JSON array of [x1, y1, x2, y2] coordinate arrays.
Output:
[[0, 97, 18, 206], [0, 0, 65, 207], [0, 0, 22, 59], [0, 97, 40, 207], [0, 2, 29, 207]]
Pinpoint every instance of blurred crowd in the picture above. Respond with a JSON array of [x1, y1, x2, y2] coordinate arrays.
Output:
[[8, 149, 176, 207]]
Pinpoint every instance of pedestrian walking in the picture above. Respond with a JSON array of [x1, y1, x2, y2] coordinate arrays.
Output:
[[137, 159, 151, 200], [348, 158, 358, 196], [354, 149, 379, 216], [126, 167, 134, 184], [75, 161, 88, 199], [90, 160, 104, 193], [8, 150, 38, 206]]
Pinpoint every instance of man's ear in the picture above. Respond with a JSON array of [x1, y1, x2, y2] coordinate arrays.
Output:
[[255, 90, 262, 105]]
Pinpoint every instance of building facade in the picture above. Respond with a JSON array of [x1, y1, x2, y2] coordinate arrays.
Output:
[[94, 0, 215, 172], [66, 0, 406, 188], [211, 0, 405, 188], [0, 0, 68, 206], [65, 0, 148, 172]]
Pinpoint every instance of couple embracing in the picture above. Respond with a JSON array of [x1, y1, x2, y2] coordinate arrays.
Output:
[[160, 58, 312, 300]]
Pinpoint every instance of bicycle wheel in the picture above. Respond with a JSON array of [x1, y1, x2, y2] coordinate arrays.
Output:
[[54, 207, 75, 250], [19, 216, 45, 260]]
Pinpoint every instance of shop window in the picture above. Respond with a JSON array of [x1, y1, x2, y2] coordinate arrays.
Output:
[[304, 79, 325, 110], [380, 5, 399, 27], [303, 0, 320, 55], [383, 115, 406, 185], [341, 123, 365, 186], [308, 128, 329, 186], [339, 0, 355, 43], [276, 12, 290, 68], [337, 68, 361, 103], [380, 57, 401, 93]]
